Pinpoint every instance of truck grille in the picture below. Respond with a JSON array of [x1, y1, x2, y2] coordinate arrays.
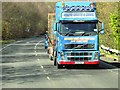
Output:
[[65, 44, 94, 49], [67, 57, 91, 61], [66, 52, 92, 61]]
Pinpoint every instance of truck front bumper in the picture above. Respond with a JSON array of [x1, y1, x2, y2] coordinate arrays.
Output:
[[59, 60, 99, 65]]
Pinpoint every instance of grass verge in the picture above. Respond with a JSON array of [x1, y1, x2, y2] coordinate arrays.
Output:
[[0, 40, 15, 44], [100, 48, 119, 62]]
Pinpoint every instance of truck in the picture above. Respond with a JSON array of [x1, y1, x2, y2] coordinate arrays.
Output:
[[45, 1, 104, 68]]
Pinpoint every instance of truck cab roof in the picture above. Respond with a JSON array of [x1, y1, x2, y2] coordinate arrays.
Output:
[[56, 1, 97, 22]]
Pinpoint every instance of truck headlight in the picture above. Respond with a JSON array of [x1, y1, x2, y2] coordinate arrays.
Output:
[[94, 52, 98, 60], [60, 52, 65, 60]]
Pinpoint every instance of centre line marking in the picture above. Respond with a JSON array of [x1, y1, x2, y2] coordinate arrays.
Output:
[[41, 66, 43, 69], [34, 46, 37, 50], [43, 70, 46, 72], [47, 76, 50, 80], [34, 40, 43, 50]]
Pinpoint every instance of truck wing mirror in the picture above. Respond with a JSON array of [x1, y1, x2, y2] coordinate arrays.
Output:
[[100, 22, 104, 34], [53, 23, 56, 31], [99, 21, 104, 34]]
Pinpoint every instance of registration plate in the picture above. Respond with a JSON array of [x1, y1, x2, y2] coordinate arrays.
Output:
[[75, 62, 84, 64]]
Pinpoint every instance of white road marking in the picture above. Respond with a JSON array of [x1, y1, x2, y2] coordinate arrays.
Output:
[[10, 43, 36, 46], [0, 52, 47, 57], [34, 46, 37, 49], [0, 39, 40, 51], [108, 70, 113, 72], [43, 70, 46, 72], [2, 72, 46, 78], [0, 44, 11, 51], [41, 66, 44, 69], [47, 76, 50, 80], [16, 40, 22, 42], [0, 40, 23, 51], [107, 69, 115, 73], [37, 59, 40, 61], [107, 69, 119, 75], [34, 40, 43, 50], [34, 40, 44, 58], [1, 39, 44, 52], [0, 42, 20, 52]]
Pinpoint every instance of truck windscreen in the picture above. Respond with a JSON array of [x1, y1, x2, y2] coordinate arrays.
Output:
[[60, 22, 98, 36]]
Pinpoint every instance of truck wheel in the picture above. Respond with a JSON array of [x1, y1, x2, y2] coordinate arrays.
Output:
[[57, 63, 63, 69], [94, 64, 99, 68], [91, 64, 99, 68]]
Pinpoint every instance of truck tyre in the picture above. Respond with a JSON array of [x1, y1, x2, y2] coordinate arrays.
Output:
[[91, 64, 99, 68], [94, 64, 99, 68], [57, 63, 63, 69]]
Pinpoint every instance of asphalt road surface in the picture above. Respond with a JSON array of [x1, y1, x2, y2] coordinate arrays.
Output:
[[0, 36, 119, 88]]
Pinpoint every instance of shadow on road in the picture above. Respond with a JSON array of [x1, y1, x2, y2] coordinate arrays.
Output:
[[106, 62, 120, 68], [64, 65, 107, 69], [59, 61, 118, 70]]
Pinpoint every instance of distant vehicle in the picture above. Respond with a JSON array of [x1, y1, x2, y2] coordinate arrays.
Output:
[[45, 1, 104, 68]]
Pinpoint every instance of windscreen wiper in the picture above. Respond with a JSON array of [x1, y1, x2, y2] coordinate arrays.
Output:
[[65, 30, 74, 36], [74, 31, 86, 36], [81, 32, 90, 36], [81, 32, 86, 36], [73, 44, 88, 49]]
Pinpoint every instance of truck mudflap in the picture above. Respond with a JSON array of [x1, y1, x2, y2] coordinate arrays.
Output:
[[59, 60, 99, 65]]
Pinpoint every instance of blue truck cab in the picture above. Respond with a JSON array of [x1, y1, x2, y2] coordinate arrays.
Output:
[[53, 1, 104, 68]]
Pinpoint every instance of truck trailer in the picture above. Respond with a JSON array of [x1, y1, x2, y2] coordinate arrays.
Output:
[[45, 1, 104, 68]]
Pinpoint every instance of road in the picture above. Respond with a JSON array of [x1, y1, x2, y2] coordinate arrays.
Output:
[[0, 36, 119, 88]]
